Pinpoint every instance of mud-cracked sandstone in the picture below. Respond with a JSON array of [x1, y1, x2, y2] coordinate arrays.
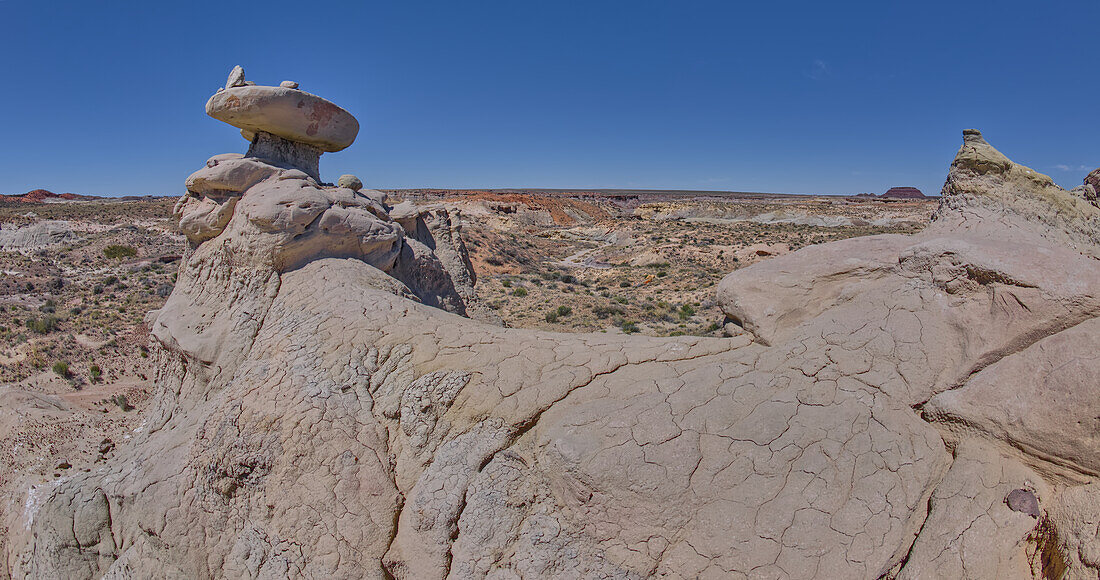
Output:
[[4, 69, 1100, 579]]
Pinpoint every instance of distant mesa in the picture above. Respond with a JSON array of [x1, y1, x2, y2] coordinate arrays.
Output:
[[852, 187, 928, 201], [882, 186, 926, 199]]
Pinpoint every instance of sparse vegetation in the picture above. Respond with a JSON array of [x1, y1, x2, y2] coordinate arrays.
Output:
[[103, 245, 137, 259], [26, 314, 60, 334], [110, 394, 133, 411]]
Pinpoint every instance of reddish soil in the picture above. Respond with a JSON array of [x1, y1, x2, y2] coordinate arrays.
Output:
[[0, 190, 98, 203]]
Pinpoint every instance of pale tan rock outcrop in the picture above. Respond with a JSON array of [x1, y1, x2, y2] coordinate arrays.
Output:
[[5, 84, 1099, 580], [207, 67, 359, 153], [933, 129, 1100, 258]]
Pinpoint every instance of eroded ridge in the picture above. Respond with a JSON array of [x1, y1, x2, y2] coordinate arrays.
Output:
[[5, 77, 1100, 580]]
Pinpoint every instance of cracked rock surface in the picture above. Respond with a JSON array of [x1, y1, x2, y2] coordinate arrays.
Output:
[[3, 113, 1099, 580]]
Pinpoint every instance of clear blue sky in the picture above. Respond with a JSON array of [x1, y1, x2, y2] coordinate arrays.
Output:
[[2, 1, 1098, 196]]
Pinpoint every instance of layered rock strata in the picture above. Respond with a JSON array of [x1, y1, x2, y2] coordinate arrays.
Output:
[[4, 78, 1099, 580]]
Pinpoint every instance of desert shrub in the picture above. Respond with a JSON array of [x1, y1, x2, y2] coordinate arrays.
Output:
[[657, 271, 668, 278], [52, 361, 69, 378], [93, 285, 104, 294], [544, 311, 559, 323], [501, 279, 512, 288], [619, 281, 631, 288], [560, 274, 576, 284], [26, 349, 47, 369], [678, 304, 696, 320], [103, 275, 119, 286], [669, 330, 685, 336], [592, 305, 624, 319], [556, 305, 572, 316], [706, 322, 721, 332], [89, 364, 102, 381], [26, 315, 60, 334], [512, 287, 528, 297], [156, 283, 174, 297], [39, 299, 56, 313], [110, 394, 133, 411], [620, 321, 639, 334], [614, 296, 628, 305], [103, 245, 137, 259]]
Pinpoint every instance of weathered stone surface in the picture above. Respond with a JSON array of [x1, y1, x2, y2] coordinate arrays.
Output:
[[225, 65, 245, 89], [933, 129, 1100, 258], [896, 440, 1046, 580], [337, 174, 363, 191], [1044, 482, 1100, 578], [924, 316, 1100, 477], [0, 220, 79, 250], [6, 111, 1100, 580], [207, 69, 359, 152], [243, 130, 323, 180]]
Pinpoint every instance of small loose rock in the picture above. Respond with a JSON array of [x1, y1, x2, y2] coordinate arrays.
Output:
[[1006, 488, 1040, 517]]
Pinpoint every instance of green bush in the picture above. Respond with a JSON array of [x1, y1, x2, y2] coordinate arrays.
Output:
[[556, 305, 572, 316], [619, 280, 631, 288], [512, 287, 528, 297], [103, 245, 137, 259], [26, 315, 60, 334], [89, 364, 102, 381], [678, 304, 696, 321], [52, 361, 69, 378], [545, 311, 559, 323], [501, 279, 512, 288], [620, 321, 639, 334]]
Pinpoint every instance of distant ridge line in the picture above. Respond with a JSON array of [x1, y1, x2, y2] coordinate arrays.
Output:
[[383, 187, 941, 199]]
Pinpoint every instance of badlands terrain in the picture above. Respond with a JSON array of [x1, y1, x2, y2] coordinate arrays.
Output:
[[0, 183, 930, 533], [1, 68, 1099, 579]]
